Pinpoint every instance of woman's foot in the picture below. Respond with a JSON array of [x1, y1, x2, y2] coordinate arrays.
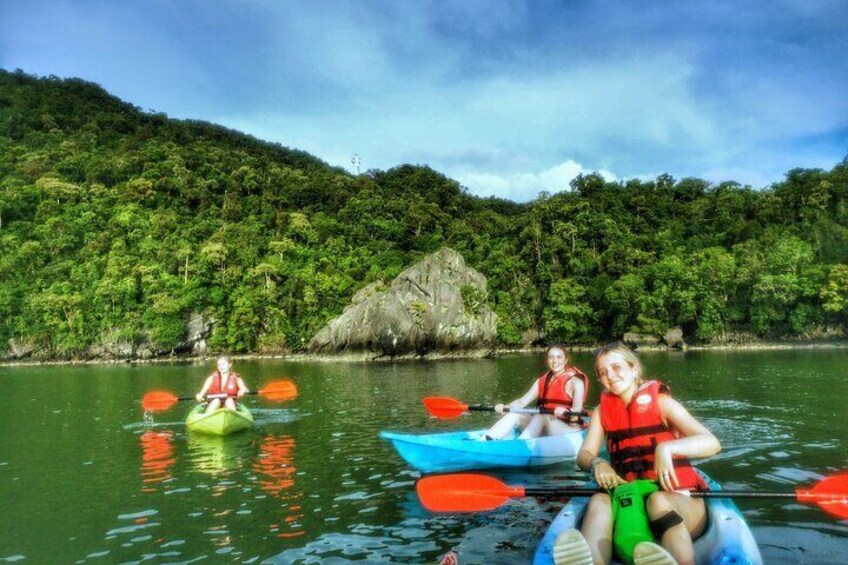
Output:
[[633, 541, 678, 565], [552, 528, 593, 565]]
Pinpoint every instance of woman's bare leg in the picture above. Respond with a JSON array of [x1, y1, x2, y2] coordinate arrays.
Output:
[[486, 413, 530, 439], [644, 491, 708, 565], [544, 417, 581, 436], [519, 414, 547, 439], [581, 493, 614, 565], [204, 397, 222, 414]]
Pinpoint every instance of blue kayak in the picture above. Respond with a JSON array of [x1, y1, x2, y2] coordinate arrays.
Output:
[[532, 470, 763, 564], [380, 428, 585, 474]]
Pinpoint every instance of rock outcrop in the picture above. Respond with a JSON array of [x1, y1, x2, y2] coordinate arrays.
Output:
[[663, 326, 686, 349], [623, 332, 660, 348], [3, 338, 34, 360], [86, 312, 215, 360], [309, 248, 497, 356]]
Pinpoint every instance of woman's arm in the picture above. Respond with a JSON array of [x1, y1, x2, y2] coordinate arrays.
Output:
[[553, 378, 585, 420], [196, 376, 212, 401], [237, 377, 250, 396], [513, 382, 539, 407], [495, 382, 539, 413], [656, 394, 721, 490], [568, 378, 586, 412], [576, 409, 626, 489], [576, 409, 604, 470]]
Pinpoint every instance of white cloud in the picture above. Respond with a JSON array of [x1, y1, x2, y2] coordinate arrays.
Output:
[[6, 1, 845, 202], [457, 160, 618, 201]]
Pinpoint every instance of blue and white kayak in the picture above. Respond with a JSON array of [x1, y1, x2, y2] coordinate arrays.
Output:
[[379, 428, 585, 474], [532, 470, 763, 564]]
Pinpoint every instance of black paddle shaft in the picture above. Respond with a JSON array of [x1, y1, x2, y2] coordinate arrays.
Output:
[[466, 404, 590, 417], [523, 487, 798, 499], [183, 391, 259, 402]]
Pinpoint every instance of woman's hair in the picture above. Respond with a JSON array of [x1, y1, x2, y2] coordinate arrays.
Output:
[[216, 355, 231, 365], [545, 344, 569, 362], [594, 341, 643, 381]]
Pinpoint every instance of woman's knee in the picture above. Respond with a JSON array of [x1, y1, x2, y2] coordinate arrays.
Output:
[[545, 417, 572, 435], [646, 492, 707, 538], [587, 492, 612, 512], [645, 491, 676, 518], [504, 413, 531, 429], [583, 493, 614, 535]]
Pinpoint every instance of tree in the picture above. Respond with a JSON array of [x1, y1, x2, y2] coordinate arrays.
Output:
[[543, 279, 595, 342], [820, 264, 848, 318]]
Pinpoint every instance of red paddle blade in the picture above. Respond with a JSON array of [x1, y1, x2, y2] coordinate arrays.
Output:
[[142, 391, 179, 411], [423, 396, 469, 420], [416, 473, 524, 512], [796, 473, 848, 520], [259, 380, 298, 401]]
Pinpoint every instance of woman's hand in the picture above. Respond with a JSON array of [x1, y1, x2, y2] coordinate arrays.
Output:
[[654, 443, 679, 491], [494, 403, 505, 414], [196, 393, 204, 402], [592, 458, 625, 490]]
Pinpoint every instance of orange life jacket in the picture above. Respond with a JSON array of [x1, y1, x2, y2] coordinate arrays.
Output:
[[207, 371, 240, 399], [535, 366, 589, 411], [600, 380, 705, 490]]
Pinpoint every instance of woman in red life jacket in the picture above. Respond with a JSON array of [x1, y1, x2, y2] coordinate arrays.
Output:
[[195, 355, 250, 414], [484, 345, 588, 440], [555, 342, 721, 565]]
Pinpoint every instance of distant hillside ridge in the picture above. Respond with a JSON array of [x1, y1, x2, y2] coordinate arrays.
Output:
[[0, 69, 846, 361]]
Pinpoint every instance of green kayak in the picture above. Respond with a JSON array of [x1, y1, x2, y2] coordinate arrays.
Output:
[[185, 404, 254, 436]]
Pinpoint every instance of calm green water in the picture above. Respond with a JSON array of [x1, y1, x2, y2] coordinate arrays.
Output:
[[1, 350, 846, 564]]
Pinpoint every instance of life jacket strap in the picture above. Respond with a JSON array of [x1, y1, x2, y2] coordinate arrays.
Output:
[[606, 423, 667, 442]]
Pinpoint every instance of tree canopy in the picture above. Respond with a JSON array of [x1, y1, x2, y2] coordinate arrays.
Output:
[[1, 69, 846, 358]]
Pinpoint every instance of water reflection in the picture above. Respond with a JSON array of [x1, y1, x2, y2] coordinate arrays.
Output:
[[139, 430, 175, 492], [186, 433, 253, 477], [253, 434, 304, 539], [4, 352, 846, 563]]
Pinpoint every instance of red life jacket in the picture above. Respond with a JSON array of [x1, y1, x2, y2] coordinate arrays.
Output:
[[600, 380, 705, 490], [207, 371, 240, 399], [535, 366, 589, 411]]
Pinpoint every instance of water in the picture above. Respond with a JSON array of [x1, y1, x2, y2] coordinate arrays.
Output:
[[0, 349, 846, 563]]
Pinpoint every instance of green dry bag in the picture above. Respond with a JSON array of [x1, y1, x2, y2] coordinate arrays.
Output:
[[611, 479, 659, 564]]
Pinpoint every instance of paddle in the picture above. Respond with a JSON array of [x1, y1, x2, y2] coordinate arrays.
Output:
[[416, 473, 848, 519], [142, 380, 298, 411], [423, 396, 589, 420]]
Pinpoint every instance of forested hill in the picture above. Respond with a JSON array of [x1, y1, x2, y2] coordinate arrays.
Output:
[[1, 69, 846, 360]]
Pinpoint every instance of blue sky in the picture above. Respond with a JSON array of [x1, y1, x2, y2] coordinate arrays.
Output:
[[2, 0, 847, 201]]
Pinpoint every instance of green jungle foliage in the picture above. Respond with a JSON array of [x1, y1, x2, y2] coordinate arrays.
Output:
[[1, 69, 846, 357]]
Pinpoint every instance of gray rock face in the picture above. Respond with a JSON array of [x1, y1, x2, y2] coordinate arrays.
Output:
[[87, 340, 134, 359], [522, 328, 546, 347], [309, 248, 498, 356], [663, 326, 686, 349], [182, 312, 213, 355], [623, 332, 660, 348], [84, 311, 215, 360], [6, 338, 33, 360]]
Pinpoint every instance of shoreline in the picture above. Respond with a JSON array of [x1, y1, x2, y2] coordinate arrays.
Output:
[[2, 339, 847, 367]]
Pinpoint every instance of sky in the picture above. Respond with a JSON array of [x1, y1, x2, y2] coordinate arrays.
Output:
[[2, 0, 847, 202]]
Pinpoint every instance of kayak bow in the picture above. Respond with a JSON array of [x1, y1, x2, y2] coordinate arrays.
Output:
[[185, 404, 254, 436]]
